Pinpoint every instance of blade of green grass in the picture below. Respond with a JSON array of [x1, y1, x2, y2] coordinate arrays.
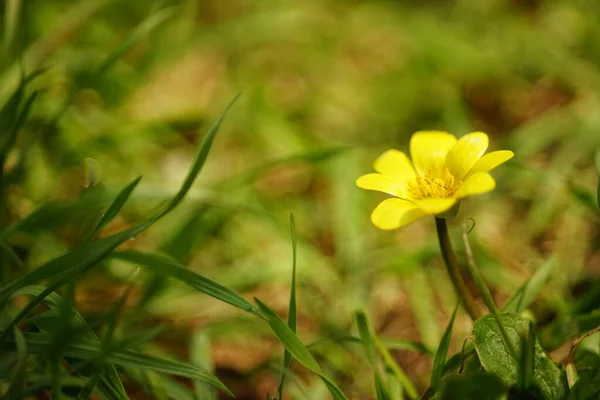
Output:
[[95, 7, 175, 77], [77, 280, 137, 400], [111, 250, 259, 316], [355, 311, 377, 364], [255, 299, 349, 400], [462, 222, 518, 361], [307, 335, 432, 356], [355, 311, 392, 399], [191, 330, 216, 400], [118, 324, 169, 349], [373, 337, 418, 399], [430, 302, 459, 393], [84, 176, 142, 243], [2, 0, 21, 55], [517, 320, 536, 393], [276, 213, 298, 399], [502, 257, 555, 314]]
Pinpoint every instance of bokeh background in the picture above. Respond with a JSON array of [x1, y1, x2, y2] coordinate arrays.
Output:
[[2, 0, 600, 398]]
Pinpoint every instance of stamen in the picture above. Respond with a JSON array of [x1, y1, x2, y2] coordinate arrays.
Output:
[[407, 168, 460, 200]]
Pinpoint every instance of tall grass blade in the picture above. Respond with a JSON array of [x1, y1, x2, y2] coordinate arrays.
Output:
[[85, 176, 142, 243], [502, 257, 555, 314], [111, 250, 259, 316], [255, 299, 349, 400], [95, 7, 175, 77], [355, 311, 392, 399], [276, 213, 298, 399], [430, 302, 458, 393]]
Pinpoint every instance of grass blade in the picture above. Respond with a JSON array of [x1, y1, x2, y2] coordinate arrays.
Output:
[[2, 0, 21, 55], [94, 7, 175, 77], [374, 337, 418, 399], [111, 250, 259, 316], [255, 299, 349, 400], [276, 213, 298, 399], [355, 311, 392, 399], [430, 302, 458, 392], [502, 257, 555, 314], [85, 176, 142, 243], [462, 222, 518, 360], [517, 320, 536, 393]]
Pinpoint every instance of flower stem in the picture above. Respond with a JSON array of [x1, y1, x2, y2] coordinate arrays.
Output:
[[435, 217, 481, 321]]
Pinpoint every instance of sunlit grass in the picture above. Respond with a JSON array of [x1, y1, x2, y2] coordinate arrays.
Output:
[[1, 0, 600, 399]]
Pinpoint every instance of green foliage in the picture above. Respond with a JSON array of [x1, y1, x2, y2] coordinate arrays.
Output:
[[472, 313, 567, 399], [439, 372, 507, 400], [1, 0, 600, 398]]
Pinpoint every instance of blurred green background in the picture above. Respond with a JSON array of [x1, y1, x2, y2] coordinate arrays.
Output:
[[2, 0, 600, 398]]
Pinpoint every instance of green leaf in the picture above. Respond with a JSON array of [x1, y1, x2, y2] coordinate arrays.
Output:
[[255, 299, 349, 400], [439, 372, 507, 400], [276, 214, 298, 399], [472, 313, 566, 399], [85, 176, 142, 242], [568, 370, 600, 400], [568, 350, 600, 400], [502, 257, 555, 314], [111, 250, 259, 316], [430, 302, 458, 393]]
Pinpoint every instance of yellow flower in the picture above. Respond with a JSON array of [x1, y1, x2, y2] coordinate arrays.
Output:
[[357, 131, 513, 230]]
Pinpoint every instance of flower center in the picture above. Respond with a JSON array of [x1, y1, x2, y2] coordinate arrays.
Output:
[[407, 168, 459, 200]]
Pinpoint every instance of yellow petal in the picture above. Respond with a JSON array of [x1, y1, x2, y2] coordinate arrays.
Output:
[[410, 131, 457, 177], [371, 198, 424, 230], [373, 149, 416, 181], [454, 172, 496, 198], [356, 174, 407, 198], [445, 132, 489, 181], [467, 150, 514, 177], [412, 198, 457, 215]]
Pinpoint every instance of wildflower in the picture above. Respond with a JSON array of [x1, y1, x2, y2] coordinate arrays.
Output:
[[357, 131, 513, 230]]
